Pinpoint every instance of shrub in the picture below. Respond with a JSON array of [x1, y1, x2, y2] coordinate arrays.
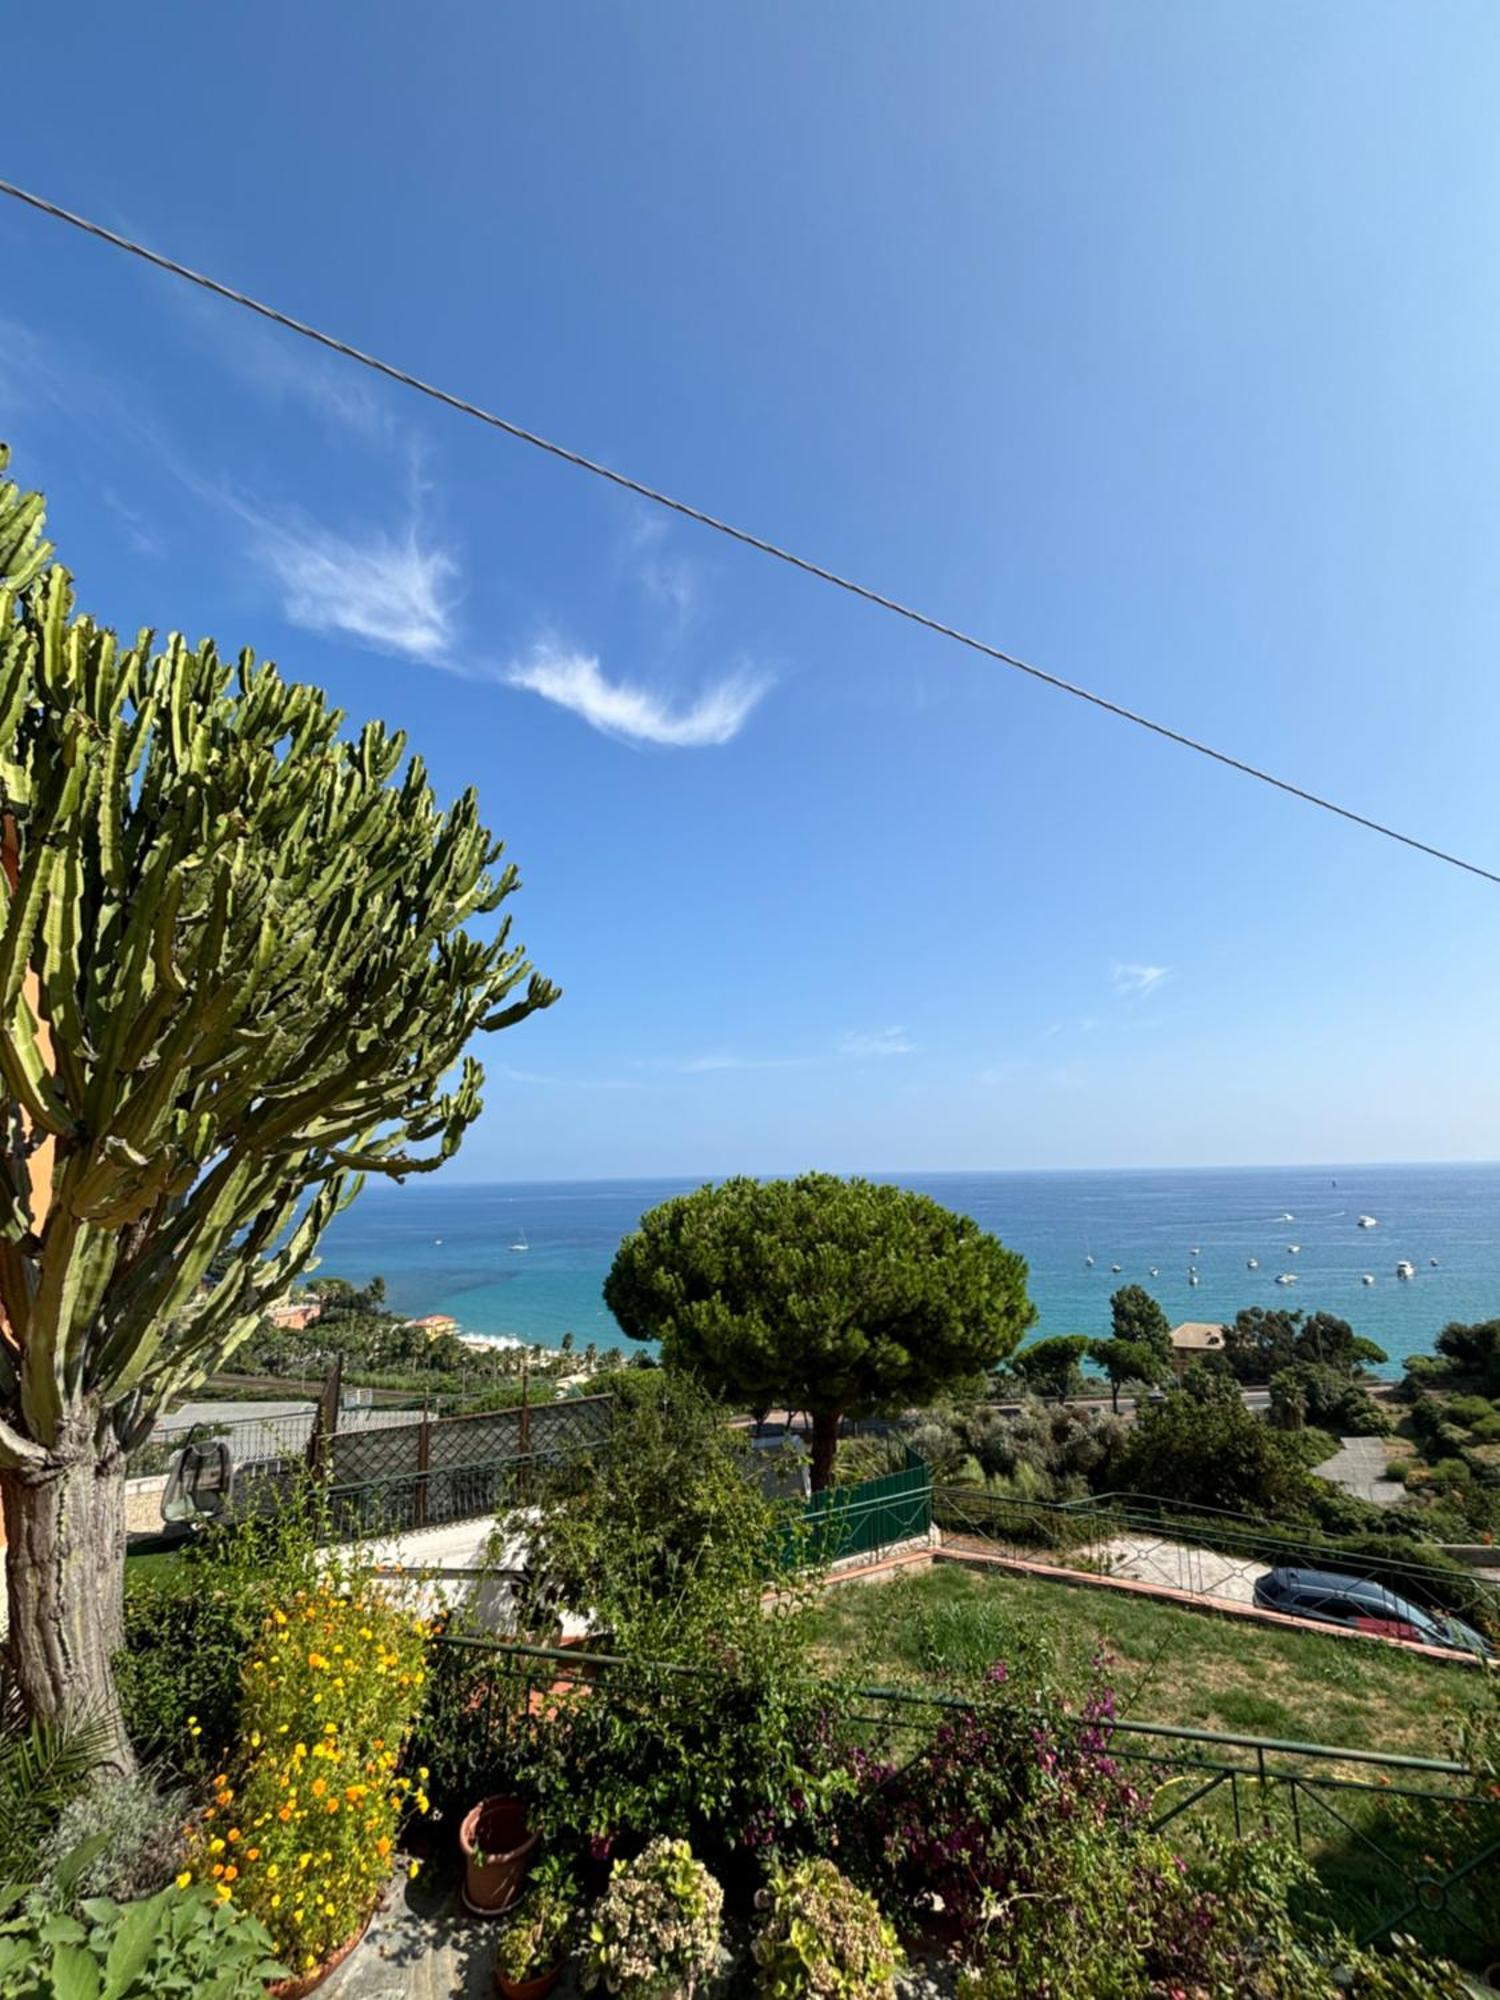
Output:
[[1472, 1413, 1500, 1443], [41, 1773, 186, 1905], [0, 1875, 284, 1998], [1115, 1385, 1316, 1518], [1443, 1393, 1496, 1429], [495, 1858, 580, 1984], [854, 1658, 1140, 1944], [0, 1708, 109, 1880], [118, 1484, 330, 1777], [584, 1836, 723, 1999], [517, 1375, 796, 1652], [751, 1858, 902, 1999], [182, 1582, 432, 1979]]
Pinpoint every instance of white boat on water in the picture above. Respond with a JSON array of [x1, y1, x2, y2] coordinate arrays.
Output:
[[1149, 1267, 1159, 1277], [1190, 1246, 1201, 1257], [1111, 1263, 1123, 1273], [1429, 1258, 1439, 1267], [1188, 1270, 1200, 1286], [1286, 1243, 1300, 1254], [510, 1226, 530, 1253], [1358, 1215, 1378, 1229], [1247, 1257, 1259, 1270], [1362, 1274, 1375, 1285], [1395, 1260, 1416, 1280], [1275, 1272, 1297, 1286], [1281, 1212, 1295, 1222], [1084, 1254, 1095, 1267]]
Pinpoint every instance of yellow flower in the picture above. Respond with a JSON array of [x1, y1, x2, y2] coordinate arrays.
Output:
[[408, 1860, 421, 1880], [175, 1870, 192, 1890]]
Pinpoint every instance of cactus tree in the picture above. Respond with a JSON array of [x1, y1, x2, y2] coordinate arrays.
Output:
[[0, 450, 557, 1758]]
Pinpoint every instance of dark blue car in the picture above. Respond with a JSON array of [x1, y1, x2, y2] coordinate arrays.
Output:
[[1253, 1565, 1493, 1657]]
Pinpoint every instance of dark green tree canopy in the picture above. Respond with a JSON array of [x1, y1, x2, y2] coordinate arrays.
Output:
[[1108, 1284, 1171, 1357], [604, 1173, 1035, 1487], [1087, 1335, 1169, 1412], [1009, 1334, 1090, 1401]]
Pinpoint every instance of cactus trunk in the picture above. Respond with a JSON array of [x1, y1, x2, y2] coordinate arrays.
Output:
[[1, 1412, 134, 1773]]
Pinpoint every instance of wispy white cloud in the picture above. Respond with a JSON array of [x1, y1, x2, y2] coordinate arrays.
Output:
[[169, 287, 395, 440], [506, 641, 768, 748], [634, 1052, 810, 1075], [501, 1067, 642, 1090], [1111, 961, 1170, 998], [102, 488, 164, 558], [839, 1026, 916, 1059], [628, 512, 701, 629], [251, 512, 459, 664]]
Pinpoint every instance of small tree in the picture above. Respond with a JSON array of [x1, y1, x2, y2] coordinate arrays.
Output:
[[1010, 1334, 1090, 1402], [604, 1175, 1034, 1489], [0, 451, 557, 1757], [1088, 1336, 1169, 1413], [1108, 1284, 1172, 1358], [1220, 1307, 1301, 1384]]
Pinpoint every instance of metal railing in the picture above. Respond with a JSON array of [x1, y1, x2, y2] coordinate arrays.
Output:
[[428, 1632, 1500, 1960], [932, 1485, 1500, 1635]]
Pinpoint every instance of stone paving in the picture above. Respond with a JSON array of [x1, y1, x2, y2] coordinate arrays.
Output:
[[1311, 1435, 1407, 1507], [321, 1870, 959, 1998]]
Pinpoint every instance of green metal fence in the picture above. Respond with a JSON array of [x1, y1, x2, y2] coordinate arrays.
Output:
[[794, 1451, 932, 1567], [429, 1631, 1500, 1964]]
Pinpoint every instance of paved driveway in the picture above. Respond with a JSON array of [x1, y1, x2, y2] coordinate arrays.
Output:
[[1312, 1436, 1406, 1507]]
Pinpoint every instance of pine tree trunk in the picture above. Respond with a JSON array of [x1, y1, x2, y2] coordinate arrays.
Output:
[[809, 1409, 842, 1493], [1, 1426, 136, 1775]]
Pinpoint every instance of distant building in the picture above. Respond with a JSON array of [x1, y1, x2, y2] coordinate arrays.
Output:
[[267, 1297, 322, 1332], [407, 1313, 461, 1340], [1168, 1321, 1227, 1375]]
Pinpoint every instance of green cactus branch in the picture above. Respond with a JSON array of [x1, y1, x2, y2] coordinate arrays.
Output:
[[0, 445, 560, 1460]]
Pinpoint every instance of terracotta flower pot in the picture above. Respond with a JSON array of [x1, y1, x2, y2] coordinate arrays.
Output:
[[265, 1909, 372, 1997], [460, 1795, 538, 1916], [494, 1962, 564, 2000]]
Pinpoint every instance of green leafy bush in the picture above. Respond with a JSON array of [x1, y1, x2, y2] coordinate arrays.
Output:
[[0, 1874, 283, 1999], [0, 1707, 109, 1880], [495, 1859, 579, 1983], [751, 1858, 902, 1998], [118, 1484, 330, 1776], [41, 1774, 186, 1906], [584, 1837, 723, 1998]]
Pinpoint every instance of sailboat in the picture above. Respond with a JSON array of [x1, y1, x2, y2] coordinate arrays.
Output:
[[510, 1225, 529, 1254]]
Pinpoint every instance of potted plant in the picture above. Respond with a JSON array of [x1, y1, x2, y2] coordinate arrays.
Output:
[[751, 1857, 903, 1998], [461, 1794, 540, 1916], [494, 1860, 579, 2000], [583, 1836, 723, 1999]]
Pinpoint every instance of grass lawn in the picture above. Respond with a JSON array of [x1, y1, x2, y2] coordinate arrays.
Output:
[[808, 1558, 1472, 1756]]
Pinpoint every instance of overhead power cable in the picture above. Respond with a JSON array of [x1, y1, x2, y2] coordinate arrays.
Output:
[[2, 173, 1495, 887]]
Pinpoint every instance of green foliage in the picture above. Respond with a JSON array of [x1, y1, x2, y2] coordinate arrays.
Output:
[[1108, 1284, 1172, 1357], [1007, 1334, 1089, 1400], [1434, 1318, 1500, 1391], [903, 1396, 1125, 1502], [1087, 1335, 1168, 1410], [0, 447, 556, 1464], [1443, 1392, 1498, 1429], [751, 1858, 902, 1999], [516, 1375, 791, 1652], [0, 1704, 110, 1880], [40, 1775, 186, 1906], [0, 1874, 284, 1999], [117, 1481, 327, 1776], [604, 1175, 1034, 1486], [1116, 1385, 1316, 1517], [584, 1836, 723, 2000], [496, 1862, 579, 1982], [1270, 1362, 1391, 1436]]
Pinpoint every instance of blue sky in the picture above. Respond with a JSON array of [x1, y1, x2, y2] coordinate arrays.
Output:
[[3, 3, 1499, 1181]]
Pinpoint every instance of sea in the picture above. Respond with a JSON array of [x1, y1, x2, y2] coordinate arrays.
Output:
[[310, 1162, 1500, 1379]]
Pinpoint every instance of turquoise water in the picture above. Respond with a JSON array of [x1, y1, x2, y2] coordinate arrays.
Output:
[[311, 1163, 1500, 1375]]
